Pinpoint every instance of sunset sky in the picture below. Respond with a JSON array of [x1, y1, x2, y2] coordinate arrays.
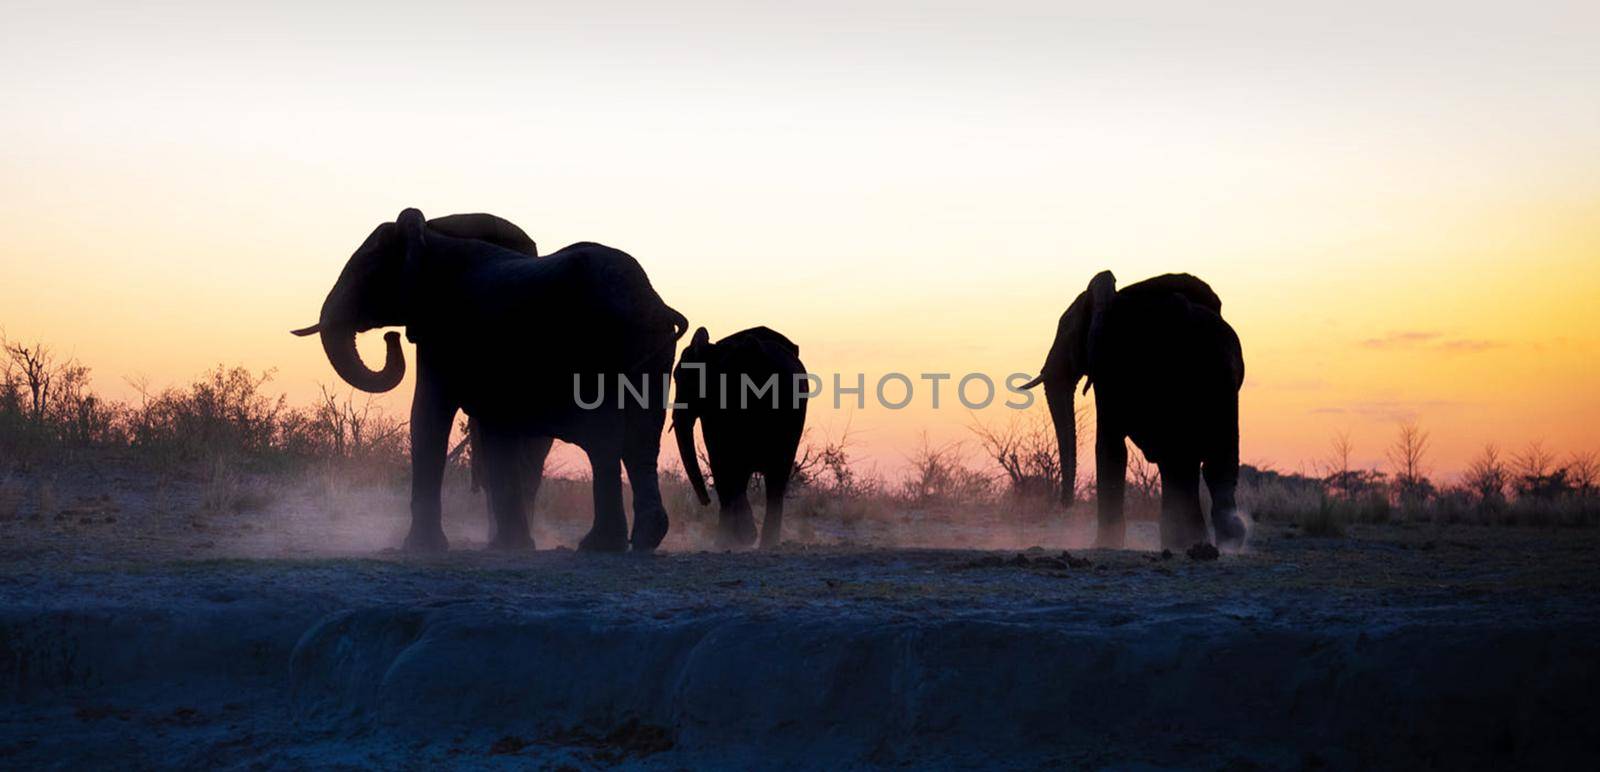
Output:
[[2, 1, 1596, 478]]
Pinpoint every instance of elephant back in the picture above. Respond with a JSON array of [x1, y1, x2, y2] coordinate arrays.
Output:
[[1117, 273, 1223, 315], [425, 213, 538, 258], [720, 326, 802, 362]]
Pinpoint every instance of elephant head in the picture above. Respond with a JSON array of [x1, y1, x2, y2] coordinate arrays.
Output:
[[1023, 270, 1117, 503], [672, 327, 716, 506], [291, 209, 538, 393]]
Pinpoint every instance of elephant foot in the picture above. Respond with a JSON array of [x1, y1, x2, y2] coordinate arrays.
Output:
[[402, 524, 449, 553], [758, 528, 782, 550], [1214, 513, 1249, 551], [716, 514, 759, 550], [579, 527, 629, 553], [630, 510, 670, 553], [487, 529, 535, 551]]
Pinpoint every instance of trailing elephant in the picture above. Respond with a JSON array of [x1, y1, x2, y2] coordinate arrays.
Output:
[[673, 326, 808, 549], [1023, 271, 1246, 551], [293, 208, 686, 552]]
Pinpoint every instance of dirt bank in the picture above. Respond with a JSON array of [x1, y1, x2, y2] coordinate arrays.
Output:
[[2, 525, 1598, 769]]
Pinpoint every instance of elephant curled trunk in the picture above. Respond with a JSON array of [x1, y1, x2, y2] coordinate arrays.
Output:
[[674, 412, 712, 506], [292, 323, 406, 394]]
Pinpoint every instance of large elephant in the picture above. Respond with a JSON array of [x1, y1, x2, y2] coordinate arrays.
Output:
[[1023, 271, 1246, 551], [305, 212, 553, 548], [293, 208, 686, 552], [673, 326, 808, 549]]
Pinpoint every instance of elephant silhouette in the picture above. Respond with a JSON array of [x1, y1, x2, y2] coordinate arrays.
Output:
[[294, 208, 686, 552], [673, 326, 809, 549], [307, 213, 553, 546], [1023, 271, 1246, 550]]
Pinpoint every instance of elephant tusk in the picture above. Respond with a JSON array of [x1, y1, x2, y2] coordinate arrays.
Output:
[[290, 324, 321, 337], [446, 435, 471, 464]]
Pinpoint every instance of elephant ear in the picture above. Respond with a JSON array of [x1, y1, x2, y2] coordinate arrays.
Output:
[[426, 213, 538, 257], [1083, 270, 1116, 382], [1039, 270, 1116, 389], [394, 208, 430, 341]]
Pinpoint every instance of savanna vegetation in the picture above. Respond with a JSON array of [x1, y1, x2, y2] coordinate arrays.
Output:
[[3, 332, 1596, 535]]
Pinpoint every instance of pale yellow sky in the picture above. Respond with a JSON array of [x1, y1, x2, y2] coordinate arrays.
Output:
[[2, 1, 1597, 477]]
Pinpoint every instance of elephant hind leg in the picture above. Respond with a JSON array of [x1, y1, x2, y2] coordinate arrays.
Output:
[[759, 464, 792, 550], [716, 469, 758, 549], [623, 445, 669, 552], [1204, 456, 1246, 550], [1204, 392, 1246, 550], [579, 448, 629, 553], [1158, 462, 1206, 551]]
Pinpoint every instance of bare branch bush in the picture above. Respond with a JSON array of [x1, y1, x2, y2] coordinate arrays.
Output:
[[968, 407, 1061, 502], [1462, 443, 1509, 511], [898, 433, 994, 508], [1387, 421, 1434, 512], [1511, 440, 1569, 500]]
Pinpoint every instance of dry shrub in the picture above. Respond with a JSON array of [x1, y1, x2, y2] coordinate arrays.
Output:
[[899, 434, 994, 509], [969, 407, 1064, 503], [655, 467, 710, 525], [1239, 468, 1322, 522], [1297, 498, 1348, 538]]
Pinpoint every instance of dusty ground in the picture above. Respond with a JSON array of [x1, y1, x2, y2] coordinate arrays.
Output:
[[1, 459, 1598, 769]]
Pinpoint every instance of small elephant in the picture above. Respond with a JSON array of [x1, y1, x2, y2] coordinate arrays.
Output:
[[1023, 271, 1245, 551], [295, 208, 686, 552], [673, 327, 809, 549]]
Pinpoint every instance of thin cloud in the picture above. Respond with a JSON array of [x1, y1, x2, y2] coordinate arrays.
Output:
[[1436, 339, 1504, 353], [1311, 399, 1461, 421], [1360, 330, 1502, 354], [1361, 331, 1440, 349]]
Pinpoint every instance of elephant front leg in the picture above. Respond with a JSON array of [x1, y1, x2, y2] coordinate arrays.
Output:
[[480, 427, 534, 550], [404, 369, 453, 552], [1158, 462, 1207, 551], [579, 450, 629, 552], [1094, 429, 1128, 549]]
